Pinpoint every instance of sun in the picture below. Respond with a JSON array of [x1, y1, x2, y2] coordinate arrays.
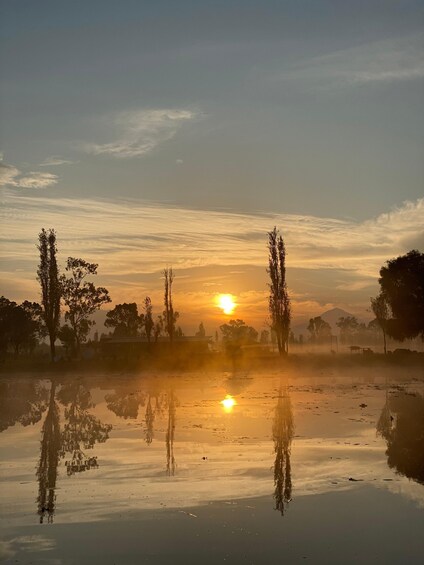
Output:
[[220, 395, 236, 413], [216, 294, 236, 315]]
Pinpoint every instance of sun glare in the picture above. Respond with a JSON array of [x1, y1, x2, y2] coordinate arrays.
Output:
[[220, 395, 236, 413], [216, 294, 236, 315]]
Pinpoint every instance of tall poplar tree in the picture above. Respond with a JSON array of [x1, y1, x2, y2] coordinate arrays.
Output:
[[143, 296, 154, 343], [37, 229, 61, 361], [267, 227, 291, 356], [163, 267, 178, 342]]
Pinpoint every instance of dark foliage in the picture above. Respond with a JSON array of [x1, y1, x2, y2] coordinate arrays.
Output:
[[267, 227, 291, 355], [105, 302, 142, 337], [377, 391, 424, 484], [37, 229, 61, 361], [378, 250, 424, 340], [60, 257, 111, 355]]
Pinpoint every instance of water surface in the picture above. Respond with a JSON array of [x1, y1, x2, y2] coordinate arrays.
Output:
[[1, 368, 424, 564]]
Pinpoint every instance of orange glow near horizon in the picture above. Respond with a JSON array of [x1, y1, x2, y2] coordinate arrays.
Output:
[[216, 294, 236, 315]]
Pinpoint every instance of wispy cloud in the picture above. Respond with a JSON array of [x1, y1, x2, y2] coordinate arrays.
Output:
[[2, 192, 422, 321], [0, 160, 58, 189], [0, 162, 21, 186], [280, 33, 424, 90], [85, 109, 198, 158], [39, 156, 74, 166]]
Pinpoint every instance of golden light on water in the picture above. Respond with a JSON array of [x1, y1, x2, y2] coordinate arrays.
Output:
[[220, 395, 236, 413], [216, 294, 236, 315]]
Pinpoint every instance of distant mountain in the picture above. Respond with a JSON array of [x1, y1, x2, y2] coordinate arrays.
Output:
[[320, 308, 354, 329], [292, 307, 355, 337]]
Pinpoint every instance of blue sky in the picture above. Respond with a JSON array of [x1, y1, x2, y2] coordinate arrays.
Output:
[[1, 1, 423, 330]]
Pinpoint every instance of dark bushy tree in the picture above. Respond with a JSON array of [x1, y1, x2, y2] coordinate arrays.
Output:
[[336, 316, 359, 344], [220, 319, 258, 357], [57, 324, 77, 358], [60, 258, 111, 355], [0, 297, 44, 357], [307, 316, 332, 344], [378, 250, 424, 341], [105, 303, 142, 337]]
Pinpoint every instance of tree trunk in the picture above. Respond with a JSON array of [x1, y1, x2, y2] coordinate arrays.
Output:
[[276, 331, 283, 355], [49, 335, 56, 362], [75, 334, 81, 358], [383, 330, 387, 355]]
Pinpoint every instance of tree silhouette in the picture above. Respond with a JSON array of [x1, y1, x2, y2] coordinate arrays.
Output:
[[37, 229, 61, 361], [195, 322, 206, 338], [370, 294, 390, 354], [378, 250, 424, 340], [37, 381, 61, 523], [143, 297, 154, 343], [153, 316, 163, 342], [105, 303, 142, 337], [336, 316, 359, 344], [272, 384, 294, 515], [220, 319, 258, 360], [267, 227, 291, 355], [162, 268, 180, 342], [307, 316, 332, 344], [57, 324, 77, 358], [0, 297, 44, 357], [60, 258, 111, 355]]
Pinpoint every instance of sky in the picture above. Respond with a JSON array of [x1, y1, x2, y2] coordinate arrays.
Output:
[[1, 1, 423, 334]]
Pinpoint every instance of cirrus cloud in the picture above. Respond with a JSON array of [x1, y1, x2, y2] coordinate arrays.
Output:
[[0, 161, 58, 189], [39, 156, 74, 167], [85, 108, 199, 158]]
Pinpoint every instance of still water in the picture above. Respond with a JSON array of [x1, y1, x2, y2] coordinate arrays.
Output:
[[1, 368, 424, 564]]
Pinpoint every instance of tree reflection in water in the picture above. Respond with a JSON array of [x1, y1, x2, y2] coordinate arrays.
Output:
[[0, 380, 48, 432], [105, 387, 146, 420], [58, 381, 112, 476], [166, 390, 177, 476], [377, 388, 424, 485], [144, 392, 166, 445], [105, 382, 176, 474], [36, 380, 112, 523], [37, 381, 60, 524], [105, 383, 167, 446], [272, 383, 294, 515], [145, 396, 155, 445]]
